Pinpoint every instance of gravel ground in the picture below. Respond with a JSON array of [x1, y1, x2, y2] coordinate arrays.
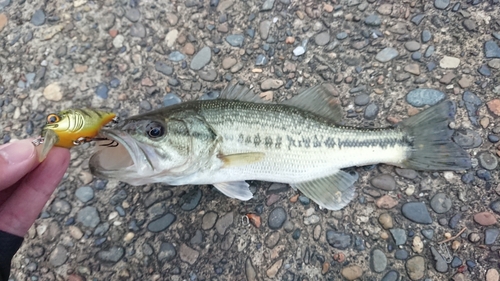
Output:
[[1, 0, 500, 280]]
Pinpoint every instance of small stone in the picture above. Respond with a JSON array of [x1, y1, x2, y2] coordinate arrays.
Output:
[[390, 228, 407, 245], [158, 242, 176, 262], [179, 244, 199, 265], [49, 245, 68, 267], [485, 40, 500, 58], [147, 213, 176, 232], [421, 30, 432, 43], [75, 186, 94, 203], [260, 79, 283, 91], [125, 8, 140, 22], [488, 59, 500, 69], [401, 202, 433, 224], [129, 23, 146, 38], [406, 256, 425, 280], [364, 14, 381, 26], [43, 83, 63, 101], [324, 4, 334, 12], [473, 212, 496, 226], [222, 57, 237, 69], [487, 99, 500, 117], [202, 211, 218, 230], [190, 46, 211, 70], [463, 19, 477, 31], [155, 61, 173, 76], [478, 152, 498, 170], [268, 207, 286, 230], [97, 246, 124, 263], [377, 4, 392, 15], [440, 56, 460, 68], [183, 43, 195, 55], [434, 0, 450, 10], [382, 271, 399, 281], [199, 69, 218, 81], [95, 83, 109, 99], [440, 72, 455, 84], [458, 76, 473, 88], [370, 249, 387, 273], [371, 174, 396, 190], [0, 13, 7, 32], [364, 103, 379, 120], [259, 20, 271, 40], [412, 236, 424, 253], [180, 189, 202, 211], [486, 269, 500, 281], [31, 9, 46, 26], [341, 265, 363, 280], [265, 231, 280, 248], [405, 41, 420, 52], [76, 206, 100, 228], [375, 47, 399, 62], [485, 228, 500, 245], [216, 212, 233, 235], [166, 13, 178, 25], [378, 213, 393, 229], [163, 93, 182, 107], [406, 88, 445, 107], [225, 34, 245, 47], [326, 230, 351, 249], [261, 0, 275, 11], [315, 32, 330, 46], [430, 193, 452, 214], [168, 51, 185, 62], [431, 247, 448, 273], [375, 195, 398, 209], [266, 259, 282, 278]]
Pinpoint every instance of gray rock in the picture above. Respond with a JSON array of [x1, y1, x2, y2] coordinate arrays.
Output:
[[226, 34, 245, 47], [125, 8, 141, 22], [390, 228, 407, 245], [52, 200, 71, 215], [485, 228, 500, 245], [430, 247, 448, 273], [261, 0, 275, 11], [375, 47, 399, 62], [463, 19, 476, 31], [485, 41, 500, 58], [265, 231, 280, 248], [268, 207, 287, 230], [406, 256, 425, 280], [411, 14, 425, 25], [0, 0, 10, 10], [451, 256, 462, 268], [421, 229, 434, 239], [75, 186, 94, 203], [95, 83, 109, 99], [49, 245, 67, 267], [31, 9, 46, 26], [364, 103, 379, 120], [163, 93, 182, 107], [421, 30, 432, 43], [130, 22, 146, 37], [56, 45, 67, 58], [425, 45, 435, 58], [97, 246, 124, 263], [158, 242, 176, 262], [255, 54, 268, 66], [354, 94, 370, 106], [370, 249, 387, 272], [395, 168, 418, 179], [216, 212, 233, 235], [381, 270, 400, 281], [406, 88, 445, 107], [259, 20, 271, 40], [199, 69, 218, 81], [405, 41, 421, 52], [478, 152, 498, 170], [326, 230, 351, 249], [430, 193, 452, 214], [245, 257, 258, 281], [364, 14, 381, 26], [463, 91, 482, 126], [168, 51, 186, 62], [401, 202, 433, 224], [190, 46, 211, 70], [371, 174, 396, 191], [202, 211, 218, 230], [490, 200, 500, 215], [190, 230, 203, 245], [180, 188, 202, 211], [395, 249, 409, 260], [142, 243, 153, 256], [147, 213, 176, 232], [434, 0, 450, 9], [315, 32, 330, 46], [453, 130, 483, 149], [77, 206, 100, 228], [337, 32, 348, 40]]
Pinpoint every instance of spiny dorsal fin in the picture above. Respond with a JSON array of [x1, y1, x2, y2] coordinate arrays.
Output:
[[291, 170, 358, 211], [220, 83, 270, 103], [213, 181, 253, 200], [282, 83, 343, 124], [219, 152, 265, 168]]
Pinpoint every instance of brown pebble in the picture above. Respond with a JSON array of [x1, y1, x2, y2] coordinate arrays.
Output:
[[0, 13, 7, 32], [285, 36, 295, 44], [473, 212, 497, 226], [344, 76, 353, 84], [322, 261, 330, 274], [67, 274, 85, 281], [480, 117, 490, 128], [296, 11, 305, 20], [452, 240, 461, 251], [341, 265, 363, 281], [487, 99, 500, 117], [378, 213, 393, 229], [141, 77, 154, 87], [458, 76, 473, 88], [468, 232, 481, 243], [109, 29, 118, 37], [486, 268, 500, 281], [407, 107, 420, 116], [380, 231, 389, 240], [183, 43, 195, 55], [290, 194, 299, 203], [375, 195, 398, 209], [323, 4, 334, 13], [74, 64, 88, 73], [333, 252, 345, 262], [117, 93, 127, 101], [444, 232, 452, 239], [246, 214, 261, 228], [259, 91, 274, 101]]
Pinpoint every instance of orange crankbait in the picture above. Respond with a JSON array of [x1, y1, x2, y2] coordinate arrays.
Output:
[[33, 109, 117, 161]]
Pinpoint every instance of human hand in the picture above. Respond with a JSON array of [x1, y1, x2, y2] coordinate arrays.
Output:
[[0, 139, 70, 237]]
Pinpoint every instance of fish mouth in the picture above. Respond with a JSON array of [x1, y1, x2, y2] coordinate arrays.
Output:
[[89, 129, 157, 183]]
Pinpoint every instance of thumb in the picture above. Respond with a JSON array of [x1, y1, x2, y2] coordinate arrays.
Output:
[[0, 139, 40, 191]]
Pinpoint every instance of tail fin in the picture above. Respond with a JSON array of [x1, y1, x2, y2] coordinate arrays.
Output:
[[398, 101, 471, 171]]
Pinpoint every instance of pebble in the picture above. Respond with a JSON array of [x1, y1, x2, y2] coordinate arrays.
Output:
[[478, 65, 492, 77], [430, 193, 452, 214], [75, 186, 94, 203], [158, 242, 176, 262], [202, 211, 218, 230], [0, 13, 7, 32], [381, 271, 399, 281], [49, 245, 68, 266], [486, 269, 500, 281], [378, 213, 393, 229], [434, 0, 450, 9], [390, 228, 407, 245], [76, 206, 100, 228], [364, 14, 381, 26], [490, 200, 500, 215], [473, 212, 496, 226], [222, 57, 237, 69], [421, 30, 432, 43], [261, 0, 275, 11], [406, 256, 425, 280], [370, 249, 387, 272], [97, 246, 124, 263], [129, 22, 146, 37], [431, 247, 448, 272], [341, 265, 363, 280], [163, 93, 182, 107], [147, 213, 176, 232], [395, 249, 409, 260], [168, 51, 185, 62], [375, 47, 399, 62], [95, 83, 109, 99], [395, 168, 418, 179], [216, 212, 233, 235], [375, 195, 398, 209], [255, 54, 268, 66], [199, 69, 218, 81], [31, 9, 46, 26], [485, 40, 500, 58], [293, 46, 305, 56], [405, 41, 421, 52], [43, 83, 63, 101], [463, 91, 482, 126], [401, 202, 433, 224], [180, 189, 202, 211], [259, 20, 271, 40], [440, 56, 460, 68], [266, 259, 282, 278], [451, 256, 462, 268], [315, 32, 330, 46], [125, 8, 141, 22], [371, 174, 396, 191], [488, 59, 500, 69], [326, 230, 351, 249], [406, 88, 445, 107], [485, 228, 499, 245], [268, 207, 286, 230], [487, 99, 500, 117], [190, 46, 211, 70], [336, 32, 348, 40], [260, 79, 283, 91], [225, 34, 245, 47], [354, 94, 370, 106], [245, 258, 258, 281], [265, 231, 280, 248], [478, 152, 498, 170], [364, 103, 379, 120]]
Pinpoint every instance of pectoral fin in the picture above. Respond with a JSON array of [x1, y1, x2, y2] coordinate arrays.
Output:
[[291, 170, 359, 211], [219, 152, 265, 168], [213, 181, 253, 200], [37, 129, 59, 162]]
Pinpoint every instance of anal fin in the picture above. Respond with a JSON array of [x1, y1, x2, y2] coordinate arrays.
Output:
[[291, 170, 359, 211], [213, 181, 253, 200]]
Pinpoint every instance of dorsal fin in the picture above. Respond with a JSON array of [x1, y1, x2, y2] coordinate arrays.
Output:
[[219, 83, 270, 103], [281, 83, 343, 124]]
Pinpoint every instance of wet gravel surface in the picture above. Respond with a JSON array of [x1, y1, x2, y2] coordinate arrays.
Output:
[[1, 0, 500, 280]]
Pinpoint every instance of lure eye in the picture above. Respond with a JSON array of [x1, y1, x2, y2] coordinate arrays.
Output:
[[47, 114, 60, 124], [146, 122, 165, 139]]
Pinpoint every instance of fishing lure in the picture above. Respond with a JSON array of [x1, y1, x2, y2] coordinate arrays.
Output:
[[32, 109, 117, 161]]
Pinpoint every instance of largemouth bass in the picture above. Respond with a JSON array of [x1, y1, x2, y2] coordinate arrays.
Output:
[[89, 83, 471, 210]]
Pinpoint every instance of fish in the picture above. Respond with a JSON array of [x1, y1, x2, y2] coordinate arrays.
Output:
[[88, 83, 471, 210], [34, 109, 117, 161]]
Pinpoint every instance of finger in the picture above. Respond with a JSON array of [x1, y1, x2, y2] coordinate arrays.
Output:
[[0, 139, 39, 191], [0, 147, 70, 237]]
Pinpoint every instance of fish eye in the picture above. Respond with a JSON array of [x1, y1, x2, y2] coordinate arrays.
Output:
[[47, 114, 60, 124], [146, 122, 165, 139]]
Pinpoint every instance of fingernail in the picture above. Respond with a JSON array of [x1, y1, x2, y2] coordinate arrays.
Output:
[[0, 140, 36, 164]]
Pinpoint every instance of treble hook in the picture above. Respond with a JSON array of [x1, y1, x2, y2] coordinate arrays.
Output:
[[99, 140, 119, 147]]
